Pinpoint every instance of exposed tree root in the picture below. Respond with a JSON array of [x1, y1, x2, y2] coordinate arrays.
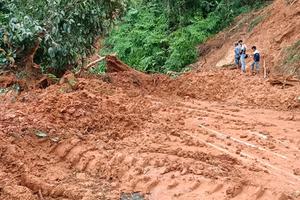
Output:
[[268, 76, 300, 87]]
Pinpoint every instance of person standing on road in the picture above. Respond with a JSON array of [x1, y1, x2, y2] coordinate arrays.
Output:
[[250, 46, 260, 75], [239, 40, 247, 73], [234, 43, 241, 69]]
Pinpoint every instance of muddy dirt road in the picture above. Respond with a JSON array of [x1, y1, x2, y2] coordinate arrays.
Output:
[[0, 70, 300, 200]]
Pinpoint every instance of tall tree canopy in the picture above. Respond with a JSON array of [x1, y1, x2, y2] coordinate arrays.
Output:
[[0, 0, 128, 75]]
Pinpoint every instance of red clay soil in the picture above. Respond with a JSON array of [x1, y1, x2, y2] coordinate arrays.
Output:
[[160, 70, 300, 110], [196, 0, 300, 76], [1, 0, 300, 199], [1, 66, 300, 200]]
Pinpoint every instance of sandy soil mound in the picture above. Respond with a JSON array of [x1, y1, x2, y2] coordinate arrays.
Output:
[[1, 67, 300, 199], [161, 70, 300, 110], [1, 0, 300, 199]]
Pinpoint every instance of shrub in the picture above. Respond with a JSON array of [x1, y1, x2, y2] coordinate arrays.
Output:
[[99, 0, 268, 74], [278, 40, 300, 77]]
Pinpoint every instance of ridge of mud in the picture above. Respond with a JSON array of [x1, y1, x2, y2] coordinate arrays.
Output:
[[1, 68, 300, 199]]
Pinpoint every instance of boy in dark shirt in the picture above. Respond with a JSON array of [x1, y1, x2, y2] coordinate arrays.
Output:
[[250, 46, 260, 74]]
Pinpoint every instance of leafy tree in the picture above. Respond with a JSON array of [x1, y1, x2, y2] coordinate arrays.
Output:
[[0, 0, 128, 75]]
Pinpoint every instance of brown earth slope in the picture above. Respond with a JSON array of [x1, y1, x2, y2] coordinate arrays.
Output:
[[1, 0, 300, 199], [1, 68, 300, 200], [196, 0, 300, 77]]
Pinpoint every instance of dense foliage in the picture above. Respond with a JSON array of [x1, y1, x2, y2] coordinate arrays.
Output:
[[1, 0, 268, 76], [100, 0, 268, 73], [0, 0, 127, 75]]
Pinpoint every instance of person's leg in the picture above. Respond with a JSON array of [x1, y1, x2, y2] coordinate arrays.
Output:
[[256, 62, 260, 73], [241, 55, 246, 73], [235, 57, 239, 68], [251, 62, 255, 72]]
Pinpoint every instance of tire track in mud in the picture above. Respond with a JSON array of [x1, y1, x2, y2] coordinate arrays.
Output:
[[156, 132, 286, 199], [148, 95, 300, 159], [146, 96, 300, 199], [42, 95, 300, 199], [44, 121, 246, 199], [0, 141, 109, 200], [185, 129, 300, 185], [47, 132, 291, 198], [1, 85, 299, 200]]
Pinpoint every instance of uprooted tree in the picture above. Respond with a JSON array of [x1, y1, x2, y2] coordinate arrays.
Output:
[[0, 0, 128, 76]]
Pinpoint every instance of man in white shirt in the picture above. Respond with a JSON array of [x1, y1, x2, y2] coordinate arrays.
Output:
[[238, 40, 247, 73]]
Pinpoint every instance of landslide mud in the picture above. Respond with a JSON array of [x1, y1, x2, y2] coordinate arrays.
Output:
[[1, 69, 300, 200]]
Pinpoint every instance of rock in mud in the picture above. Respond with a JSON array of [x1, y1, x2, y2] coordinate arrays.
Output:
[[120, 192, 144, 200], [293, 168, 300, 176], [239, 133, 248, 139]]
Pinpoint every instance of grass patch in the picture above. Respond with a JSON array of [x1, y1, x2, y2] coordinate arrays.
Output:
[[248, 14, 269, 32], [284, 40, 300, 65], [278, 40, 300, 77], [285, 0, 297, 5]]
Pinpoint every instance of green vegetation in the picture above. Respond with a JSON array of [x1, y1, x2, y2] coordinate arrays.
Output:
[[285, 0, 297, 5], [99, 0, 268, 73], [1, 0, 269, 76], [284, 40, 300, 65], [281, 40, 300, 76], [248, 13, 269, 32], [0, 0, 128, 75]]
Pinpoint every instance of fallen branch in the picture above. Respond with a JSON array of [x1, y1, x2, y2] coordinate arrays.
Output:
[[84, 55, 105, 70], [221, 64, 237, 70], [199, 57, 207, 69], [263, 60, 267, 79], [76, 54, 142, 76], [76, 54, 113, 75], [290, 0, 298, 5], [38, 189, 45, 200], [268, 76, 300, 87]]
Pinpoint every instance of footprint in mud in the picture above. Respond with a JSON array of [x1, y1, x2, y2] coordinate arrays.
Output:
[[120, 192, 145, 200]]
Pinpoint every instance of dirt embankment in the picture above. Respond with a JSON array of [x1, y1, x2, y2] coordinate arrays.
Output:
[[1, 0, 300, 199], [196, 0, 300, 77], [1, 66, 300, 199], [160, 70, 300, 110]]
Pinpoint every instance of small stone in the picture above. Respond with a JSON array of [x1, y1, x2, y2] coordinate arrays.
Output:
[[111, 182, 118, 188], [167, 181, 179, 189], [206, 138, 215, 143], [293, 168, 300, 176], [181, 168, 188, 175], [209, 133, 216, 138], [268, 144, 276, 149], [226, 142, 232, 146]]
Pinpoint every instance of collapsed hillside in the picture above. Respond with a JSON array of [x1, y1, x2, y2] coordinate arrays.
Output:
[[1, 0, 300, 200], [1, 66, 300, 200], [196, 0, 300, 77]]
